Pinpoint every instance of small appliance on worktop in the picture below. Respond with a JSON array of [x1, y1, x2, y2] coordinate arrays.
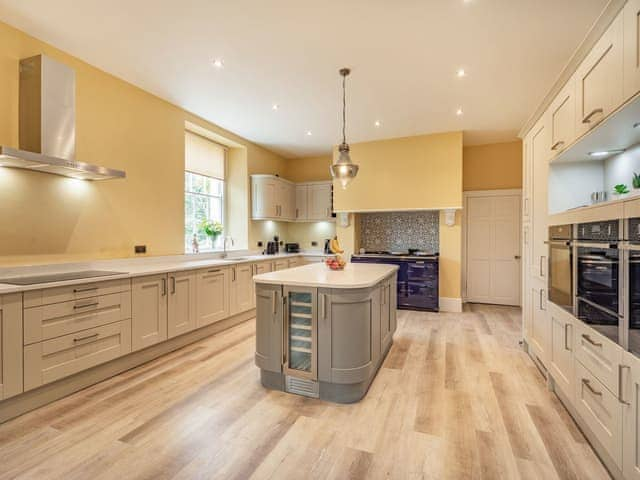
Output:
[[351, 250, 439, 311]]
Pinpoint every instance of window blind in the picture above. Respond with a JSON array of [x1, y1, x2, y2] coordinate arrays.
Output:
[[185, 131, 225, 179]]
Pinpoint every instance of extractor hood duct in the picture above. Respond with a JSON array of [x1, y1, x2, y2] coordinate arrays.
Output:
[[0, 54, 125, 180]]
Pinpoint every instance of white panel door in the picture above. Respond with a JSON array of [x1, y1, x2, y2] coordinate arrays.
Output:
[[466, 193, 521, 306]]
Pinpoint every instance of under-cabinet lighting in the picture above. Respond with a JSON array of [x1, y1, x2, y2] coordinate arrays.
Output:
[[588, 149, 626, 157]]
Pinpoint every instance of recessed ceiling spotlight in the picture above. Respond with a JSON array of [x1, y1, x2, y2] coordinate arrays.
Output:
[[272, 104, 279, 111], [456, 68, 466, 78], [588, 149, 625, 157], [456, 108, 464, 116], [374, 120, 381, 127], [212, 59, 224, 68], [306, 130, 312, 136]]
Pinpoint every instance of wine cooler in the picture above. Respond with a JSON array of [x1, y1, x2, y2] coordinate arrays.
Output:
[[283, 287, 318, 396]]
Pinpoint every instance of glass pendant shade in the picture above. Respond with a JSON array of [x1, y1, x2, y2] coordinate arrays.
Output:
[[330, 143, 359, 189]]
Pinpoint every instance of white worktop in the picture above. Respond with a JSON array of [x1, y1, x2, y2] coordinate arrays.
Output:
[[0, 251, 335, 295], [253, 262, 398, 289]]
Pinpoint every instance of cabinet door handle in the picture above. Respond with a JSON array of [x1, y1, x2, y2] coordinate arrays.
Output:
[[73, 286, 98, 293], [161, 277, 167, 296], [74, 301, 99, 310], [564, 323, 571, 351], [582, 334, 602, 348], [619, 365, 631, 405], [539, 289, 546, 311], [320, 293, 326, 319], [582, 379, 602, 397], [582, 108, 604, 124], [232, 267, 236, 282], [296, 208, 299, 218], [539, 256, 546, 277], [74, 333, 99, 344], [551, 140, 565, 151], [272, 291, 277, 315], [170, 276, 176, 294]]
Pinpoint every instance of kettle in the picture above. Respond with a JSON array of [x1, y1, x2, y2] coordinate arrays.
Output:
[[324, 239, 331, 254]]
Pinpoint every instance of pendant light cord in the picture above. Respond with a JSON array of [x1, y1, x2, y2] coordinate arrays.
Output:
[[342, 73, 346, 144]]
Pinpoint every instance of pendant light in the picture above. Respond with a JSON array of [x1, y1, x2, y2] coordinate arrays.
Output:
[[330, 67, 359, 189]]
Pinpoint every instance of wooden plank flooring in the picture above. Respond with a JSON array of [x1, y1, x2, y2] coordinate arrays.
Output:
[[0, 304, 611, 479]]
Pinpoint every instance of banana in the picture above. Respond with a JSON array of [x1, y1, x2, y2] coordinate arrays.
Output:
[[330, 237, 344, 254]]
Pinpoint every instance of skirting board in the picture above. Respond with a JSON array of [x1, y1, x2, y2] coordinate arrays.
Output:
[[0, 309, 256, 424], [439, 297, 462, 313]]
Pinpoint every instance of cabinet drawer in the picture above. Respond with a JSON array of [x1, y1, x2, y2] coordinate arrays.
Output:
[[24, 319, 132, 391], [23, 278, 131, 308], [574, 360, 622, 466], [24, 291, 131, 345], [574, 320, 623, 394]]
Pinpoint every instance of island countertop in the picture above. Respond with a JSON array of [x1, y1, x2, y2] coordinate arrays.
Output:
[[253, 262, 398, 289]]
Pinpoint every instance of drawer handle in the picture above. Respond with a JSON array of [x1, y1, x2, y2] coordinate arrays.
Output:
[[74, 301, 99, 310], [582, 379, 602, 397], [74, 333, 99, 343], [207, 269, 221, 273], [551, 140, 565, 151], [73, 286, 98, 293], [582, 108, 604, 124], [582, 334, 602, 348]]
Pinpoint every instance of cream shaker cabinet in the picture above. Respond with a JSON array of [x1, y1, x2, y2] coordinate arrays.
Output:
[[295, 184, 308, 220], [308, 183, 333, 220], [251, 175, 278, 219], [132, 274, 168, 351], [530, 117, 550, 283], [167, 270, 197, 338], [230, 263, 254, 315], [196, 267, 230, 326], [549, 303, 574, 402], [549, 77, 576, 158], [575, 11, 623, 136], [623, 351, 640, 479], [625, 0, 640, 101], [529, 280, 549, 367], [0, 293, 23, 400]]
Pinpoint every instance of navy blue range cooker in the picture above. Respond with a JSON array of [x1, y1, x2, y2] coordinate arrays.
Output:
[[351, 251, 439, 311]]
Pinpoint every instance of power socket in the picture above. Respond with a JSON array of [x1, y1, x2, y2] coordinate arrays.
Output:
[[134, 245, 147, 254]]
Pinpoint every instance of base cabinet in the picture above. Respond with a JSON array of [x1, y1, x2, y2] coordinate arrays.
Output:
[[167, 270, 197, 338], [0, 294, 23, 400], [623, 352, 640, 479], [529, 280, 549, 367], [132, 275, 168, 351], [196, 267, 230, 327], [549, 303, 574, 401], [230, 264, 254, 315], [254, 284, 283, 373], [380, 279, 393, 354]]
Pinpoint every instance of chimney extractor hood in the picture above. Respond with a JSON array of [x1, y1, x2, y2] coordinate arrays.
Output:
[[0, 55, 125, 180]]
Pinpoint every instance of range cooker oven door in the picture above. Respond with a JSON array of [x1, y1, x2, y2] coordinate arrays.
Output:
[[576, 242, 620, 344]]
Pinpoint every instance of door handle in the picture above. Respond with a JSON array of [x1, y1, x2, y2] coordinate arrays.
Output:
[[540, 256, 546, 277], [582, 108, 604, 124], [619, 365, 631, 405], [272, 291, 277, 315], [551, 140, 565, 151], [564, 323, 571, 351], [582, 334, 602, 348], [320, 293, 326, 319], [170, 276, 176, 294], [232, 267, 236, 282], [514, 255, 521, 260], [161, 277, 167, 296], [582, 379, 602, 397]]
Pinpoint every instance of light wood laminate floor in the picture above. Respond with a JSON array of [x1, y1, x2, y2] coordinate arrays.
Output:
[[0, 304, 611, 479]]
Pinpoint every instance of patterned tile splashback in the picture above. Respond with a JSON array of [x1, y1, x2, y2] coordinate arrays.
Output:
[[359, 211, 439, 253]]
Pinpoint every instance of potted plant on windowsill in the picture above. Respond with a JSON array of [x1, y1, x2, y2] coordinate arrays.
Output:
[[199, 219, 224, 250], [612, 183, 631, 199]]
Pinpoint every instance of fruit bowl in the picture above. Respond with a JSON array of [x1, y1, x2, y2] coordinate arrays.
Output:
[[326, 256, 346, 271]]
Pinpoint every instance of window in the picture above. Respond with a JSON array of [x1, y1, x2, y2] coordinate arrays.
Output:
[[184, 131, 226, 252]]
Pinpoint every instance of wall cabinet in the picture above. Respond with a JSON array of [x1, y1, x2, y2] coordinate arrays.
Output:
[[0, 294, 23, 400], [624, 0, 640, 101], [575, 11, 624, 137], [230, 263, 254, 315], [196, 267, 230, 326], [251, 175, 332, 222], [549, 302, 574, 401], [132, 274, 168, 351], [549, 77, 576, 158], [167, 270, 197, 338]]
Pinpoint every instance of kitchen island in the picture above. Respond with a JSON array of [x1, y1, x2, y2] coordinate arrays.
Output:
[[254, 262, 398, 403]]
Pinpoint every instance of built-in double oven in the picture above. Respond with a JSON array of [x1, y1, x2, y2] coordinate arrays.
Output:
[[548, 217, 640, 355]]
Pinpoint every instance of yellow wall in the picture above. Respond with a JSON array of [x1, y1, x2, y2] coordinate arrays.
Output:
[[333, 132, 463, 212], [0, 20, 286, 265], [285, 155, 332, 182], [463, 140, 522, 191]]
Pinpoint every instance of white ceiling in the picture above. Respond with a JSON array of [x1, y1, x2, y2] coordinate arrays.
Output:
[[0, 0, 609, 158]]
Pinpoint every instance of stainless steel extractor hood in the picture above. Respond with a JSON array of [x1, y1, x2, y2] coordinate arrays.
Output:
[[0, 55, 125, 180]]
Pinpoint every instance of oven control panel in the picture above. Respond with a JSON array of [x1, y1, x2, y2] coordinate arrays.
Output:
[[577, 220, 620, 241]]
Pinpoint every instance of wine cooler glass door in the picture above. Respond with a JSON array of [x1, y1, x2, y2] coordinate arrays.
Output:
[[284, 287, 317, 380]]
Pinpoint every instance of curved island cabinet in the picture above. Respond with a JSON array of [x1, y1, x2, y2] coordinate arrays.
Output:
[[253, 262, 398, 403]]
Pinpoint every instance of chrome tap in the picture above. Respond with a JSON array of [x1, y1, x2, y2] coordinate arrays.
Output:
[[221, 236, 234, 258]]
